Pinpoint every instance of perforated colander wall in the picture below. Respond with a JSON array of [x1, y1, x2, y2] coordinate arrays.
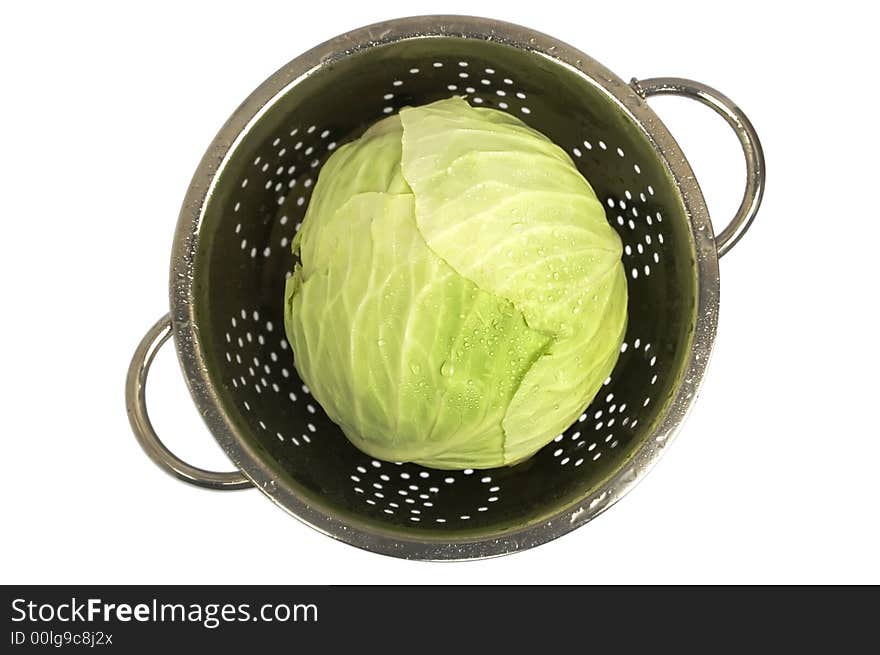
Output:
[[192, 36, 696, 535]]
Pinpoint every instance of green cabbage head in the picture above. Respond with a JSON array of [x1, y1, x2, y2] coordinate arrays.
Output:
[[284, 97, 626, 469]]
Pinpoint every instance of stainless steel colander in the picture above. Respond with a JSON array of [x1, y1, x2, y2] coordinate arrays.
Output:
[[126, 15, 764, 560]]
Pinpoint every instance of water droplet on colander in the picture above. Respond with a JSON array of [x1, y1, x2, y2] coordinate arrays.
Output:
[[467, 379, 474, 386], [552, 271, 560, 280], [410, 363, 422, 374], [440, 361, 455, 377], [264, 480, 277, 492], [377, 339, 386, 347]]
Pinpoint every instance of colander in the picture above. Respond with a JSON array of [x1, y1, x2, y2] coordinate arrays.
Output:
[[125, 15, 764, 560]]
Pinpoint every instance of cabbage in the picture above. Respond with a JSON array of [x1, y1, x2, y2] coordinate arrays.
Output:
[[284, 97, 626, 469]]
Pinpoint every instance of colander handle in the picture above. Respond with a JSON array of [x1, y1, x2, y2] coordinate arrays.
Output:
[[631, 77, 765, 258], [126, 314, 253, 490]]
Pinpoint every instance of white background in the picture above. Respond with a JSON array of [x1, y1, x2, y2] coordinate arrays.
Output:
[[3, 0, 878, 584]]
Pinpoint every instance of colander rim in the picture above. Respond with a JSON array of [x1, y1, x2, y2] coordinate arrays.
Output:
[[168, 14, 719, 560]]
